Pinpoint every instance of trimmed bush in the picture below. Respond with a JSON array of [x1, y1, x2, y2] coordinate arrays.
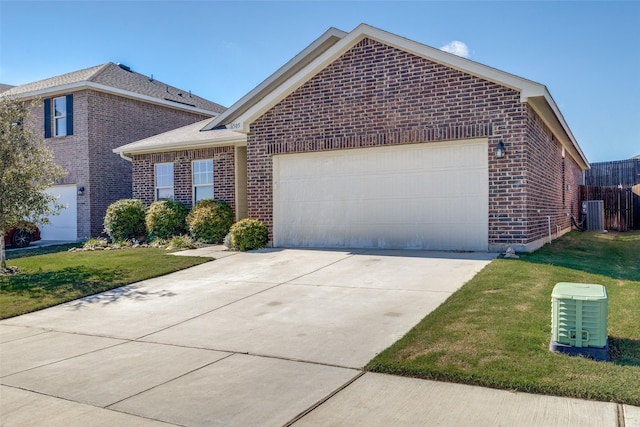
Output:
[[186, 200, 234, 244], [166, 235, 197, 251], [103, 199, 147, 243], [83, 238, 108, 250], [145, 200, 188, 239], [228, 219, 268, 251]]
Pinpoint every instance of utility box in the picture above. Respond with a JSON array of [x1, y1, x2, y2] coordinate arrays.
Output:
[[550, 282, 609, 361], [582, 200, 605, 232]]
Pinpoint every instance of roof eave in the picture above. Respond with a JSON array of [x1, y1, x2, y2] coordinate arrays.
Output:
[[3, 81, 221, 116], [202, 27, 348, 131], [527, 93, 590, 170], [113, 135, 247, 157], [227, 24, 556, 132]]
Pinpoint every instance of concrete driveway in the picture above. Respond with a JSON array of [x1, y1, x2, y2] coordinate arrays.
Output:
[[0, 248, 492, 426], [3, 248, 631, 426]]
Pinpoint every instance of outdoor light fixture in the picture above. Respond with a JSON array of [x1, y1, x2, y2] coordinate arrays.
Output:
[[77, 186, 85, 196], [495, 140, 506, 158]]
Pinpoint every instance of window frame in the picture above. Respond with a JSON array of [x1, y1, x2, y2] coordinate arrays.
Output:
[[154, 162, 175, 201], [53, 96, 67, 137], [192, 159, 214, 205]]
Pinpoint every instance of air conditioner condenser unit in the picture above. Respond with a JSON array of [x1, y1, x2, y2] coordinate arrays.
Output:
[[550, 282, 609, 361]]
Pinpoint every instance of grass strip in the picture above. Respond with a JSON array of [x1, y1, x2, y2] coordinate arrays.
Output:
[[366, 231, 640, 405]]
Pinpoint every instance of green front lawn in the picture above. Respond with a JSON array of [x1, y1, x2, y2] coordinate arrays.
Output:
[[367, 231, 640, 405], [0, 245, 212, 319]]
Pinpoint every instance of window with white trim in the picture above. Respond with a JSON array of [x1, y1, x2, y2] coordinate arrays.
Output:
[[155, 163, 174, 200], [192, 159, 214, 204], [54, 96, 67, 136]]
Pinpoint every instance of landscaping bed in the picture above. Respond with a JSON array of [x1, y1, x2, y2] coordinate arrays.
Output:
[[366, 231, 640, 405]]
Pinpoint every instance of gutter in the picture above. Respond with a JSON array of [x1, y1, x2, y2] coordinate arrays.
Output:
[[118, 151, 133, 162]]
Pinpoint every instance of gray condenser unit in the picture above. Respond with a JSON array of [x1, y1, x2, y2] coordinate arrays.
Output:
[[582, 200, 604, 231]]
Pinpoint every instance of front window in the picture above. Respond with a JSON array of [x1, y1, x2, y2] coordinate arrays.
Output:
[[192, 159, 214, 204], [54, 96, 67, 137], [155, 163, 174, 200]]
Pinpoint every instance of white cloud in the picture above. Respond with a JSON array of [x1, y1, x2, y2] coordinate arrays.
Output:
[[440, 41, 470, 58]]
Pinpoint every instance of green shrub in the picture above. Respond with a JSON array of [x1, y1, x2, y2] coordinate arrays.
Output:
[[166, 235, 197, 251], [228, 218, 268, 251], [145, 200, 188, 239], [103, 199, 147, 243], [186, 200, 234, 244], [83, 238, 108, 249], [223, 232, 233, 249]]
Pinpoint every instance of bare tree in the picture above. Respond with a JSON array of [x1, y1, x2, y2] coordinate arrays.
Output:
[[0, 96, 65, 270]]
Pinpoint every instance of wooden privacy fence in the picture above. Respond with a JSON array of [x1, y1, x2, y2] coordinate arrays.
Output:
[[580, 185, 640, 231], [584, 158, 640, 187]]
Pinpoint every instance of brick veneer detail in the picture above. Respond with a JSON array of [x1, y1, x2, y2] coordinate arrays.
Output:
[[132, 146, 236, 212], [27, 90, 212, 238], [247, 37, 583, 249]]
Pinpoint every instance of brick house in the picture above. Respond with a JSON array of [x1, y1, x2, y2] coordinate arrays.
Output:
[[115, 24, 589, 252], [2, 63, 225, 240]]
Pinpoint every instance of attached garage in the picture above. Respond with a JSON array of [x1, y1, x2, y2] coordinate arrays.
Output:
[[117, 24, 590, 252], [273, 139, 488, 251], [39, 185, 78, 241]]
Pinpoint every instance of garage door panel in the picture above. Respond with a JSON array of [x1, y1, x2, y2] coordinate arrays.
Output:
[[39, 185, 78, 241], [273, 139, 488, 251]]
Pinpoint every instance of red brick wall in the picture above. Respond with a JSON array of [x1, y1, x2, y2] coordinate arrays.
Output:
[[132, 146, 236, 211], [26, 90, 213, 238], [25, 95, 92, 238], [248, 37, 533, 247], [86, 90, 212, 237], [523, 106, 578, 244]]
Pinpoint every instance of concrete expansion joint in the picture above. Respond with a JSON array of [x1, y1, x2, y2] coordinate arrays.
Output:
[[105, 352, 236, 410], [133, 282, 284, 341], [278, 253, 357, 286], [618, 403, 626, 427], [283, 370, 366, 427]]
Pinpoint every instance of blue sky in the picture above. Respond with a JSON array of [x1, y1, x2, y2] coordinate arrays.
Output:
[[1, 1, 638, 162]]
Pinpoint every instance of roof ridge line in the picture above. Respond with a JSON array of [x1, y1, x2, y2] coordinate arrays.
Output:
[[87, 62, 116, 82]]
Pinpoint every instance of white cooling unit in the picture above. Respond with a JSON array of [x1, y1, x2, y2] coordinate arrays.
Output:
[[582, 200, 604, 231]]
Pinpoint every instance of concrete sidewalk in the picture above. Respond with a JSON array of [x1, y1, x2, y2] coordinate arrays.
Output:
[[1, 247, 637, 426]]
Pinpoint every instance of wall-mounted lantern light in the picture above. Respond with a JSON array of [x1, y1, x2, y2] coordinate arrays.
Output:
[[495, 140, 506, 159], [77, 186, 85, 196]]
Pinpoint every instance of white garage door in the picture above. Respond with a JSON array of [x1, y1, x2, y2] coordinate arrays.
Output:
[[273, 139, 488, 251], [40, 185, 78, 241]]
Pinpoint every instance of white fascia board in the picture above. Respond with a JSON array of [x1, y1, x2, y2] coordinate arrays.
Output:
[[229, 23, 588, 168], [113, 134, 247, 156], [528, 94, 589, 170], [232, 24, 553, 130], [9, 82, 221, 116], [203, 27, 348, 132], [359, 24, 548, 99]]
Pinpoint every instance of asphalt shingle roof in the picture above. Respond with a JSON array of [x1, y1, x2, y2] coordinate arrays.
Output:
[[2, 62, 225, 113], [0, 83, 16, 93], [114, 118, 245, 155]]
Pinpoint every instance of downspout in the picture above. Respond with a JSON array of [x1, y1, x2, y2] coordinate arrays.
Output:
[[547, 216, 552, 244], [118, 151, 133, 162]]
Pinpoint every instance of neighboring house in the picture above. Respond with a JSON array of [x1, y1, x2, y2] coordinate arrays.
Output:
[[115, 24, 590, 252], [0, 84, 15, 92], [584, 157, 640, 187], [2, 62, 225, 240]]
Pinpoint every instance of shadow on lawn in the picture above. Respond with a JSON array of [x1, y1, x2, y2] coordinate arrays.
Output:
[[1, 266, 176, 307], [518, 231, 640, 282], [0, 266, 116, 294], [610, 336, 640, 367]]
